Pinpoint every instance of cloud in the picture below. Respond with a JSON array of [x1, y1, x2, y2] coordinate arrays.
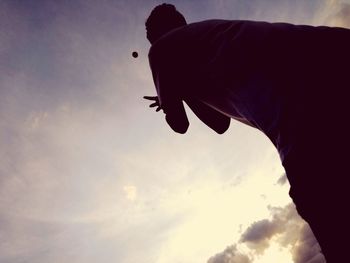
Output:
[[323, 1, 350, 27], [208, 203, 325, 263], [239, 204, 297, 254], [250, 204, 325, 262], [276, 173, 288, 186], [240, 219, 283, 254], [292, 225, 325, 263], [207, 245, 252, 263]]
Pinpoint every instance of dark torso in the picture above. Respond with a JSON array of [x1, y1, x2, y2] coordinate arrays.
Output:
[[149, 19, 350, 164]]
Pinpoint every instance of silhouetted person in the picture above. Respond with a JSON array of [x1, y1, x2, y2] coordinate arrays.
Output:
[[144, 4, 350, 262]]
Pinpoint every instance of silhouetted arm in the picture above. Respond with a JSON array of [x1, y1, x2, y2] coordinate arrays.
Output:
[[163, 97, 189, 134], [148, 42, 194, 134], [144, 95, 189, 133], [185, 98, 230, 134]]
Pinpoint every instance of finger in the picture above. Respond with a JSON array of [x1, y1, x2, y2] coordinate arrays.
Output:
[[149, 102, 158, 107], [143, 96, 157, 101], [156, 106, 161, 112]]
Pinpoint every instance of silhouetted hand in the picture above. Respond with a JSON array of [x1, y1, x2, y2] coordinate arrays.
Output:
[[143, 96, 162, 112]]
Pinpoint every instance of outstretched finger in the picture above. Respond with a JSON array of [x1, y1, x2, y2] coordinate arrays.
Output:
[[143, 96, 158, 101], [149, 102, 159, 107]]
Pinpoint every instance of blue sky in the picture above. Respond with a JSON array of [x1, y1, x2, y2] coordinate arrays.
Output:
[[1, 0, 349, 262]]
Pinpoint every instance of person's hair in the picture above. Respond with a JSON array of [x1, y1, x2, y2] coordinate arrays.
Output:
[[145, 3, 187, 44]]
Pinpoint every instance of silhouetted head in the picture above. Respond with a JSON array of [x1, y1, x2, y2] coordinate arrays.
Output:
[[146, 3, 187, 44]]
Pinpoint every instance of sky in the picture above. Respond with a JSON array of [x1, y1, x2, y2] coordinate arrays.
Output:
[[1, 0, 349, 262]]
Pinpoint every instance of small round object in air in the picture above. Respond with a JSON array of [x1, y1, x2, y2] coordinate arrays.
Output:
[[132, 51, 138, 58]]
